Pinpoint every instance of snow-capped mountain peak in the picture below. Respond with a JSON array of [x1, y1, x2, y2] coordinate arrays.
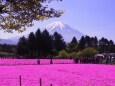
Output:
[[46, 21, 66, 31], [45, 21, 84, 42]]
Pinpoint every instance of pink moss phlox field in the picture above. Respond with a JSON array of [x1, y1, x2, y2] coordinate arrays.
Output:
[[0, 59, 74, 65], [0, 59, 115, 86]]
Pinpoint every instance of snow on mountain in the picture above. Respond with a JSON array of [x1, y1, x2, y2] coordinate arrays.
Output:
[[45, 21, 84, 42]]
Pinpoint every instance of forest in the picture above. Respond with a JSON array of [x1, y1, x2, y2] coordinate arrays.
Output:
[[0, 28, 115, 60]]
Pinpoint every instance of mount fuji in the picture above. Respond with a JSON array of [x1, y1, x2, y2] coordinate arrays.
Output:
[[45, 21, 84, 42], [0, 21, 84, 44]]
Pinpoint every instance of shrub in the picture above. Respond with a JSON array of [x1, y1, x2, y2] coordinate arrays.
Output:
[[57, 50, 69, 59], [69, 52, 77, 58], [71, 52, 82, 63], [76, 51, 83, 57], [81, 47, 97, 58], [0, 52, 15, 57]]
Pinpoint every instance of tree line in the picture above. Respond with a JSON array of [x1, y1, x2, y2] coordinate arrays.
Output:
[[0, 44, 16, 57], [16, 29, 66, 58], [67, 35, 115, 53], [16, 28, 115, 59]]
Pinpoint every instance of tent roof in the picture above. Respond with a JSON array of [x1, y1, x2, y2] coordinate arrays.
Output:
[[94, 54, 104, 57]]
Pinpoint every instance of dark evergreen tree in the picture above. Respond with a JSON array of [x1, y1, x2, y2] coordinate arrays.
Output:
[[85, 35, 91, 47], [99, 37, 109, 53], [28, 32, 36, 58], [108, 40, 114, 53], [99, 37, 105, 53], [17, 36, 29, 58], [90, 37, 94, 47], [78, 36, 85, 50], [42, 29, 53, 56], [71, 37, 78, 44], [90, 36, 98, 48], [94, 36, 98, 48], [109, 40, 114, 45], [35, 29, 43, 57], [53, 32, 66, 54], [67, 37, 78, 53], [105, 38, 109, 52]]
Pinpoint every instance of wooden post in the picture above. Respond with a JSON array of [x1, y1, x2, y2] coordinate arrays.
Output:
[[40, 78, 42, 86], [19, 75, 22, 86], [50, 84, 52, 86]]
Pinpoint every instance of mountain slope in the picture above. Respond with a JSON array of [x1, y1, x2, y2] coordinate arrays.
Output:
[[0, 35, 28, 45], [45, 21, 84, 42], [0, 39, 16, 45]]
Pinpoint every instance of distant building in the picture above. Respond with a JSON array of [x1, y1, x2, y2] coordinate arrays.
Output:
[[109, 53, 115, 57], [95, 53, 115, 58], [94, 53, 115, 64], [94, 54, 104, 58]]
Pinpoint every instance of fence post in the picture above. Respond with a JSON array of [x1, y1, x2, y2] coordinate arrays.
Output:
[[19, 75, 22, 86], [40, 78, 42, 86]]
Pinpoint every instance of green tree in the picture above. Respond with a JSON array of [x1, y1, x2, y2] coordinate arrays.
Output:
[[71, 37, 78, 44], [17, 36, 29, 58], [28, 32, 36, 58], [81, 47, 97, 58], [35, 29, 43, 57], [69, 52, 77, 58], [107, 40, 114, 53], [57, 50, 69, 59], [53, 32, 66, 54], [99, 37, 109, 53], [0, 0, 63, 32], [66, 43, 78, 53], [78, 36, 85, 50], [67, 37, 78, 53], [94, 36, 98, 48], [85, 35, 91, 47], [42, 29, 53, 56]]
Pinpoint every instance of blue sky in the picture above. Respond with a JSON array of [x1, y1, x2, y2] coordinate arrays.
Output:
[[0, 0, 115, 42]]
